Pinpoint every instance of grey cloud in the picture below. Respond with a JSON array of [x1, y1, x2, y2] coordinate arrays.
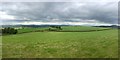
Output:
[[1, 0, 119, 2], [0, 2, 118, 24]]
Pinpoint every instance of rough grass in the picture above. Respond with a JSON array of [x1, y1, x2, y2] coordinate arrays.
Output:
[[2, 29, 118, 58], [18, 27, 48, 33], [17, 26, 110, 33], [61, 26, 109, 31], [0, 36, 2, 58]]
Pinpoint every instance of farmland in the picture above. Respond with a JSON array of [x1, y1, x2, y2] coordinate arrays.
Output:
[[2, 26, 118, 58], [17, 27, 48, 33], [17, 26, 110, 33]]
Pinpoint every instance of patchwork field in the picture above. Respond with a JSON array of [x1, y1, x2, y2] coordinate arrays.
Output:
[[61, 26, 109, 31], [17, 26, 110, 33], [17, 27, 48, 33], [2, 26, 118, 58]]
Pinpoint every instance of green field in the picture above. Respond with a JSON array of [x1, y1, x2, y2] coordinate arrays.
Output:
[[2, 26, 118, 58], [61, 26, 109, 31], [17, 27, 48, 33], [17, 26, 110, 33], [0, 36, 2, 58]]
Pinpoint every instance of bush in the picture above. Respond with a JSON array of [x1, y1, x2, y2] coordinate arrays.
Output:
[[49, 26, 62, 31], [2, 27, 18, 34]]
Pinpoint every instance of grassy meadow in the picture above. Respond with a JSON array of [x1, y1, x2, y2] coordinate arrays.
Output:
[[61, 26, 108, 31], [2, 26, 118, 58], [17, 27, 48, 33]]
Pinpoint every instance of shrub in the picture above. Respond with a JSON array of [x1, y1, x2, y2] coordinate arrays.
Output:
[[2, 27, 18, 34]]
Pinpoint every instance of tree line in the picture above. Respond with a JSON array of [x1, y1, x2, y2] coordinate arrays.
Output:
[[1, 27, 18, 34], [49, 26, 62, 31]]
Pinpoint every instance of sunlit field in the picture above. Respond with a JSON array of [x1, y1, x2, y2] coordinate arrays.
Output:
[[2, 26, 118, 58]]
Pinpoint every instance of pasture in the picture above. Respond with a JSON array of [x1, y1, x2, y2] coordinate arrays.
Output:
[[17, 26, 110, 33], [2, 26, 118, 58]]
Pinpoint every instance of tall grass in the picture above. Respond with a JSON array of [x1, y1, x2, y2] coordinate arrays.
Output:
[[2, 29, 118, 58]]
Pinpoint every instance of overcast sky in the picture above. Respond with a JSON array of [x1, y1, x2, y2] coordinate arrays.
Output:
[[0, 1, 118, 26]]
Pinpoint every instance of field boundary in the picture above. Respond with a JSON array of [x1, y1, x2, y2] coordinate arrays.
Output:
[[35, 28, 111, 32], [1, 28, 112, 36]]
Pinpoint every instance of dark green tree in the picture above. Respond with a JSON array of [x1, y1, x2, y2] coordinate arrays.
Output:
[[2, 27, 18, 34]]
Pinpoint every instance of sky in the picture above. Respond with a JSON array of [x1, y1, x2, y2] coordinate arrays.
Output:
[[0, 0, 119, 26]]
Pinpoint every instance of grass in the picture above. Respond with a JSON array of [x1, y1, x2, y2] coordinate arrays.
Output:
[[0, 36, 2, 58], [2, 27, 118, 58], [18, 27, 48, 33], [61, 26, 109, 31], [17, 26, 110, 33]]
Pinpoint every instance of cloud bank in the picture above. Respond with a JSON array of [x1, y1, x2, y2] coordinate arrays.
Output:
[[0, 2, 118, 25]]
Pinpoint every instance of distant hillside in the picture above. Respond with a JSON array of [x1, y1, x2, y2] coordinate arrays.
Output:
[[94, 25, 120, 29], [1, 25, 120, 29], [1, 25, 70, 28]]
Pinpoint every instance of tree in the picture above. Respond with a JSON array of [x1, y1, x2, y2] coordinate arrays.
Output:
[[58, 26, 62, 30], [13, 29, 18, 34], [2, 27, 18, 34]]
